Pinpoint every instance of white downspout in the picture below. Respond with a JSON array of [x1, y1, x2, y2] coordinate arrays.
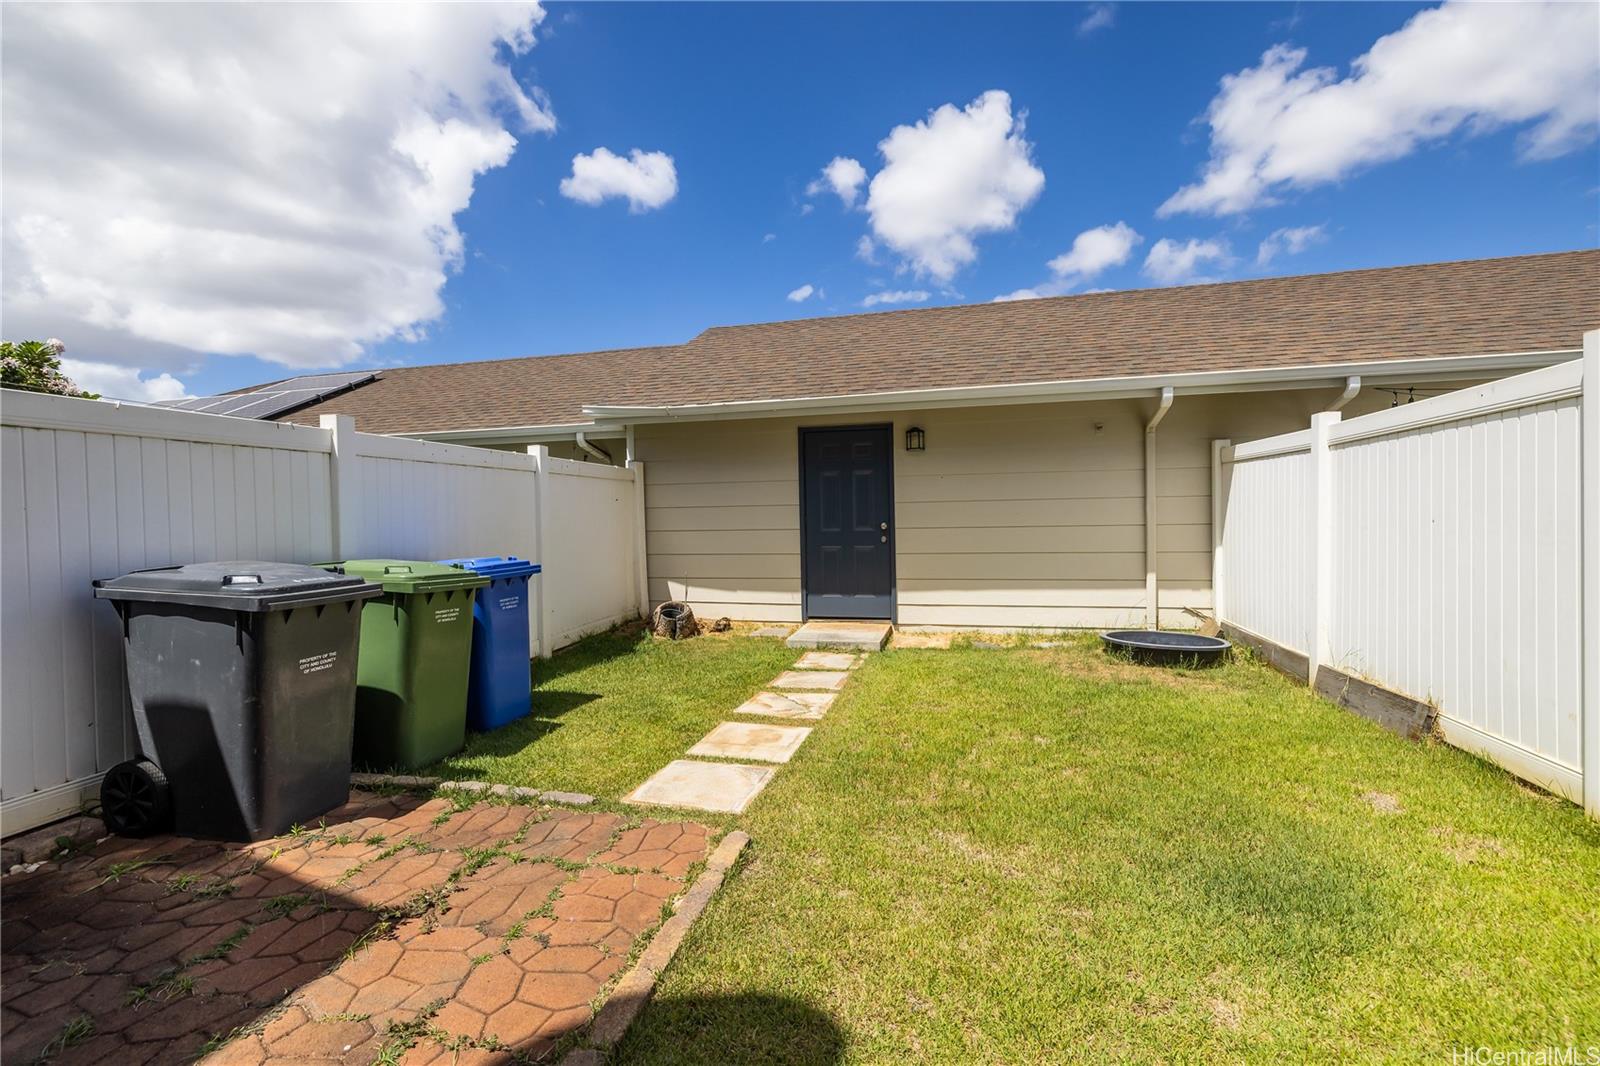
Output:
[[1325, 375, 1361, 412], [574, 431, 612, 464], [1145, 386, 1174, 629]]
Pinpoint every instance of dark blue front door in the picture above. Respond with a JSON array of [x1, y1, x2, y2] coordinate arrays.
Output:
[[800, 425, 894, 620]]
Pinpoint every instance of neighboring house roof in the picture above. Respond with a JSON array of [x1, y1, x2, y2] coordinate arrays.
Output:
[[275, 250, 1599, 435]]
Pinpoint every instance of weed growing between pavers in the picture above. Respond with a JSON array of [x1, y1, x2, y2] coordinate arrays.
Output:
[[4, 778, 721, 1065], [36, 1014, 94, 1060]]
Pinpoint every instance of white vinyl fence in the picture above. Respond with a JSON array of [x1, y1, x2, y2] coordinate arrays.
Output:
[[0, 393, 645, 834], [1214, 334, 1598, 817]]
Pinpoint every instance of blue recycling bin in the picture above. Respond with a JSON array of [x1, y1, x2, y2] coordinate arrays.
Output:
[[438, 556, 541, 732]]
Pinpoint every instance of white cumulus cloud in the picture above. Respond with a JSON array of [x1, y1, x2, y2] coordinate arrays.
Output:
[[1143, 238, 1232, 285], [786, 284, 816, 303], [1, 3, 553, 373], [1160, 1, 1600, 217], [1256, 224, 1327, 266], [61, 359, 189, 403], [1047, 222, 1141, 284], [806, 156, 868, 208], [864, 90, 1045, 282], [560, 148, 678, 212], [861, 290, 930, 308], [991, 221, 1140, 302], [1078, 3, 1116, 36]]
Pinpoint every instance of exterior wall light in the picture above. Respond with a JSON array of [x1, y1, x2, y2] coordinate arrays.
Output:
[[905, 426, 925, 451]]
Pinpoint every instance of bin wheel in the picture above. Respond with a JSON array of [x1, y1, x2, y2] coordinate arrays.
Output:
[[101, 760, 172, 837]]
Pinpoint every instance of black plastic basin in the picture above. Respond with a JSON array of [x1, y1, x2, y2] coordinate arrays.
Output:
[[1101, 630, 1231, 666]]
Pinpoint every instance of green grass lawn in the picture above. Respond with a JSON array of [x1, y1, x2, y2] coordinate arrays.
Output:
[[436, 628, 1600, 1062], [430, 626, 799, 800]]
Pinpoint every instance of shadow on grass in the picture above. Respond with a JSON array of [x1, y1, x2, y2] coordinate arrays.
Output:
[[535, 625, 653, 686], [457, 690, 599, 757], [615, 991, 846, 1065]]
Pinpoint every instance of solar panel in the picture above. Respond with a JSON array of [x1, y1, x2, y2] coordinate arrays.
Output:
[[156, 371, 376, 420]]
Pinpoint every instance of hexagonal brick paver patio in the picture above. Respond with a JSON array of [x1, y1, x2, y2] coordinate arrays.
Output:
[[0, 788, 715, 1065]]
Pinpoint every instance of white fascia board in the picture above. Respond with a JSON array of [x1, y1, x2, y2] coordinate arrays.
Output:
[[580, 348, 1579, 424], [393, 422, 628, 445]]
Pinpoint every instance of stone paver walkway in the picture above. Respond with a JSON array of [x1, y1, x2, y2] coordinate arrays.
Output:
[[687, 722, 812, 764], [1, 790, 712, 1065], [624, 646, 867, 813], [792, 652, 859, 671], [623, 762, 776, 815], [771, 670, 850, 691], [731, 691, 836, 721]]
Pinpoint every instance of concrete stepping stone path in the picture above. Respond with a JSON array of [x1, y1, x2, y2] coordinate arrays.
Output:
[[733, 690, 835, 720], [772, 669, 850, 691], [624, 644, 867, 814], [794, 651, 860, 670], [625, 760, 776, 814], [688, 721, 812, 764]]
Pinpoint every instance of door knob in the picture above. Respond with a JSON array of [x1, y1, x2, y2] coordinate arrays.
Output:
[[880, 522, 888, 530]]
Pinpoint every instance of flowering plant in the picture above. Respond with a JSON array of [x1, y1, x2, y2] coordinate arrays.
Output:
[[0, 339, 97, 398]]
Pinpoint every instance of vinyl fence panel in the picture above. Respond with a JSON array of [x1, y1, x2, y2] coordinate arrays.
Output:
[[1326, 361, 1587, 803], [0, 394, 335, 833], [1, 399, 646, 834], [1215, 431, 1314, 656], [537, 454, 641, 651], [1215, 348, 1595, 814]]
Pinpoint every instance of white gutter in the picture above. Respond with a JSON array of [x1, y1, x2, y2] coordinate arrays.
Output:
[[1145, 387, 1174, 629], [1325, 375, 1361, 412], [574, 430, 613, 464], [389, 347, 1578, 444]]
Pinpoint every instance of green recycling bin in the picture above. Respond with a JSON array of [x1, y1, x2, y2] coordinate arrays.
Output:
[[326, 559, 489, 770]]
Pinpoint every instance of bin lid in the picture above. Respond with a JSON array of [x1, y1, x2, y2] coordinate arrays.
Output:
[[93, 561, 382, 612], [439, 555, 541, 579], [329, 559, 490, 594]]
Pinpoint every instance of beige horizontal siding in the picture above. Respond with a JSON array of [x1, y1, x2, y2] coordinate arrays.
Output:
[[647, 552, 800, 579], [644, 479, 797, 508], [648, 577, 800, 599], [635, 387, 1395, 628], [647, 530, 800, 556], [898, 523, 1211, 554], [646, 505, 796, 531]]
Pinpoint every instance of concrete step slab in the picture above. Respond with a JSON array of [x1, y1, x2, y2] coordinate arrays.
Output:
[[772, 670, 849, 691], [624, 760, 776, 814], [688, 721, 812, 764], [785, 620, 891, 651], [733, 691, 835, 721], [794, 651, 860, 671]]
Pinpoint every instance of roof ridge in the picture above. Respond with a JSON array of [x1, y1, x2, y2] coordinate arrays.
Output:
[[689, 248, 1599, 339], [273, 340, 689, 382]]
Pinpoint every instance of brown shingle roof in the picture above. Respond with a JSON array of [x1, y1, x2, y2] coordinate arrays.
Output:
[[278, 251, 1599, 434]]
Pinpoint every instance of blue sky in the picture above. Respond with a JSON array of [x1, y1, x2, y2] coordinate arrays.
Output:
[[4, 2, 1595, 400]]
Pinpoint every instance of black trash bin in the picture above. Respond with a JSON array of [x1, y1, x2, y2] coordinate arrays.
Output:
[[93, 561, 381, 841]]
